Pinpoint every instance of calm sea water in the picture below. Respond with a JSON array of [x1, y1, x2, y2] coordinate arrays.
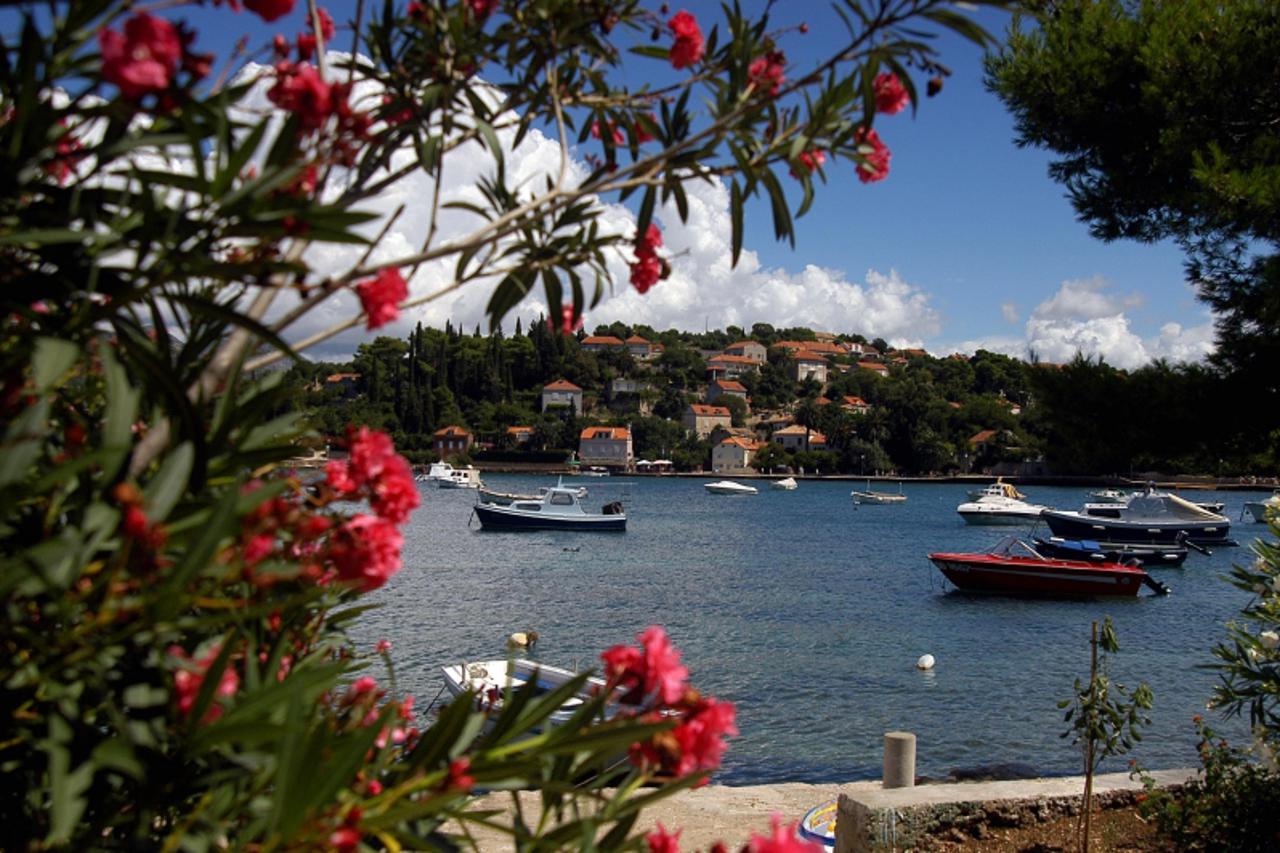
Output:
[[353, 476, 1264, 786]]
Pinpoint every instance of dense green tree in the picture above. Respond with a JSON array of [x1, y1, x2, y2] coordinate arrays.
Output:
[[987, 0, 1280, 449]]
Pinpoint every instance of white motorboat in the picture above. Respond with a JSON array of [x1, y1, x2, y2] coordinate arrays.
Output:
[[966, 478, 1027, 502], [1088, 488, 1132, 504], [704, 480, 758, 495], [438, 466, 483, 489], [851, 480, 906, 505], [580, 466, 611, 477], [1042, 486, 1231, 544], [770, 477, 798, 491], [478, 484, 588, 505], [956, 483, 1048, 526], [1244, 490, 1280, 523], [472, 482, 626, 530], [416, 461, 455, 482], [441, 658, 609, 729]]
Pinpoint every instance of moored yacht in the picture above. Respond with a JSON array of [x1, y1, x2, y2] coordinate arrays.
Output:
[[1041, 486, 1231, 545]]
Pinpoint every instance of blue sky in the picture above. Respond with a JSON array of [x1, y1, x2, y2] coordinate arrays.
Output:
[[17, 1, 1214, 366]]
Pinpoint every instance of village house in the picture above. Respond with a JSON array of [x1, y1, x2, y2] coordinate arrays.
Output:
[[772, 424, 827, 452], [505, 425, 534, 446], [706, 378, 748, 406], [541, 379, 583, 415], [580, 335, 626, 353], [683, 403, 732, 438], [723, 340, 767, 363], [968, 429, 999, 451], [790, 350, 829, 384], [314, 372, 360, 396], [578, 426, 633, 470], [857, 361, 890, 377], [773, 340, 846, 359], [706, 353, 760, 381], [606, 377, 653, 415], [625, 335, 662, 361], [841, 395, 871, 414], [712, 436, 762, 473], [433, 425, 473, 457]]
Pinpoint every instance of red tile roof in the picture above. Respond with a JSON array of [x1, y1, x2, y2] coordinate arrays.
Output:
[[857, 361, 889, 373], [713, 379, 747, 392], [580, 426, 631, 440], [689, 404, 731, 417], [718, 436, 762, 450], [434, 425, 471, 438], [543, 379, 582, 391], [969, 429, 998, 445], [625, 335, 650, 344], [581, 335, 625, 346], [708, 354, 758, 365]]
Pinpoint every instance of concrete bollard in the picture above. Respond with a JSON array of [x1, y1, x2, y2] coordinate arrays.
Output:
[[883, 731, 916, 789]]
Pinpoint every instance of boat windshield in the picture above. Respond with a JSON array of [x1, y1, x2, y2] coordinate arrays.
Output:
[[988, 536, 1043, 559]]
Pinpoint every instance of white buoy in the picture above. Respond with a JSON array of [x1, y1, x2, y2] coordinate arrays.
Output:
[[916, 653, 935, 670]]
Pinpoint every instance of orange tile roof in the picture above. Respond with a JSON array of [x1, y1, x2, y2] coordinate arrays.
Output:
[[689, 404, 731, 417], [842, 395, 869, 407], [434, 425, 471, 438], [506, 426, 533, 435], [625, 335, 650, 344], [708, 354, 758, 365], [969, 429, 998, 445], [582, 335, 625, 346], [726, 340, 761, 349], [325, 372, 360, 382], [718, 436, 762, 450], [543, 379, 582, 391], [773, 425, 827, 443], [580, 426, 631, 440], [857, 361, 888, 373], [713, 379, 747, 392]]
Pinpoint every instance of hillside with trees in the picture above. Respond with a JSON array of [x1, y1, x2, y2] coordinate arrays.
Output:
[[285, 320, 1273, 477]]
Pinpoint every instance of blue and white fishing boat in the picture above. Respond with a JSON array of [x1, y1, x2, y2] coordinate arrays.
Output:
[[1041, 486, 1231, 545], [472, 482, 626, 531]]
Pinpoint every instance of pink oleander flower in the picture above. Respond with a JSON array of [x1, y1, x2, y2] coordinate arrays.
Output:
[[634, 223, 663, 258], [355, 267, 408, 330], [630, 254, 661, 294], [245, 0, 296, 22], [591, 120, 626, 146], [376, 639, 393, 654], [667, 11, 704, 69], [647, 823, 683, 853], [669, 694, 737, 775], [745, 815, 823, 852], [551, 304, 583, 335], [468, 0, 499, 19], [325, 458, 358, 493], [296, 7, 336, 60], [268, 61, 333, 130], [635, 113, 657, 144], [171, 644, 240, 723], [602, 625, 689, 706], [790, 148, 826, 179], [445, 757, 474, 791], [874, 72, 909, 115], [99, 13, 183, 100], [328, 514, 403, 591], [348, 425, 398, 484], [371, 454, 420, 524], [854, 126, 891, 184], [242, 533, 275, 566], [328, 827, 360, 853], [748, 51, 785, 98]]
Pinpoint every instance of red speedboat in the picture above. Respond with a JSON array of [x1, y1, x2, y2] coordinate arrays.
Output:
[[929, 537, 1170, 597]]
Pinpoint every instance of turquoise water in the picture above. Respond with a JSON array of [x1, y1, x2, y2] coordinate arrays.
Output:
[[354, 477, 1263, 785]]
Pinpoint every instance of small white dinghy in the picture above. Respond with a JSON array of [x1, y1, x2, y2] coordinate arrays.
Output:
[[770, 477, 798, 491], [705, 480, 759, 495], [850, 480, 906, 504], [441, 658, 609, 730]]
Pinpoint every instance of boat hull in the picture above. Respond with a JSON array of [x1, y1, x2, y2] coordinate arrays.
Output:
[[853, 492, 907, 505], [1041, 510, 1229, 545], [1031, 536, 1189, 567], [473, 503, 626, 531], [929, 553, 1146, 597], [957, 507, 1044, 525]]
